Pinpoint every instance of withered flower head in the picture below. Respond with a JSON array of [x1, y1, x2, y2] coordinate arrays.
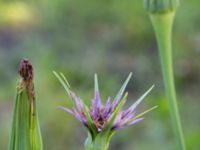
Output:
[[19, 59, 33, 81]]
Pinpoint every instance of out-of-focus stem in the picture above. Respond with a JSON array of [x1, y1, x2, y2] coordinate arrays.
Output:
[[149, 11, 186, 150], [9, 59, 43, 150]]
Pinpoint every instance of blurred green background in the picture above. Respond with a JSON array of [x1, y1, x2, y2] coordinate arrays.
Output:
[[0, 0, 200, 150]]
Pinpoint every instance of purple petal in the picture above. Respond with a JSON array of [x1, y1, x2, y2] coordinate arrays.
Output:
[[127, 118, 144, 126], [92, 91, 101, 108], [113, 111, 123, 124], [73, 108, 87, 124], [58, 106, 74, 115], [70, 92, 84, 113], [103, 97, 111, 114], [121, 112, 135, 123], [91, 74, 102, 116], [58, 105, 88, 126], [111, 96, 121, 110], [105, 97, 111, 109], [112, 118, 144, 130]]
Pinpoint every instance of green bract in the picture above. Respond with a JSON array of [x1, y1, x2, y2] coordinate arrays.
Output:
[[9, 59, 43, 150]]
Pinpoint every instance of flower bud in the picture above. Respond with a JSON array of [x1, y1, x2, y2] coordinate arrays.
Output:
[[9, 59, 43, 150], [144, 0, 179, 13]]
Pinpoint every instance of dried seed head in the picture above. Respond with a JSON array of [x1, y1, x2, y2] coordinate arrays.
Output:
[[19, 59, 33, 81]]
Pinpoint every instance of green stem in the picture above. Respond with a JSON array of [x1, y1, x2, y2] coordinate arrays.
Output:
[[84, 132, 113, 150], [150, 11, 186, 150]]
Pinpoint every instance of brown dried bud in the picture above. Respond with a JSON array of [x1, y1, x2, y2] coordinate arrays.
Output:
[[19, 59, 33, 81]]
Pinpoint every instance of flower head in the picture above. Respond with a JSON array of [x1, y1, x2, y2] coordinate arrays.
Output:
[[54, 72, 157, 141]]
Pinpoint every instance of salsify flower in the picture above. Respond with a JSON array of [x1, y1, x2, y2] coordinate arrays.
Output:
[[54, 72, 157, 150]]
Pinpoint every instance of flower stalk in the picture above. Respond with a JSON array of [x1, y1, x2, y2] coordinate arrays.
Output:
[[144, 0, 186, 150], [84, 132, 112, 150], [9, 59, 43, 150]]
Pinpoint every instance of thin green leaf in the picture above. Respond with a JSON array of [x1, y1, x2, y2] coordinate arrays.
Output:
[[60, 72, 71, 88], [53, 71, 71, 96]]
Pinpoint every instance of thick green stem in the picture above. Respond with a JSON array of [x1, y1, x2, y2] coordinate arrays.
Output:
[[84, 132, 112, 150], [150, 12, 186, 150]]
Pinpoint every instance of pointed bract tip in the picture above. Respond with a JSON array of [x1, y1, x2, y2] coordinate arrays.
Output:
[[150, 84, 155, 90], [126, 72, 133, 84], [52, 70, 56, 75], [94, 73, 99, 92], [129, 72, 133, 77]]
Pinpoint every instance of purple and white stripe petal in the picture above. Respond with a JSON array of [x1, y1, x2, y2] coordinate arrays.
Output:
[[127, 118, 144, 126], [58, 106, 74, 115]]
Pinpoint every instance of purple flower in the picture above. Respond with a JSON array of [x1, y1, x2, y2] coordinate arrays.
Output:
[[54, 72, 157, 138]]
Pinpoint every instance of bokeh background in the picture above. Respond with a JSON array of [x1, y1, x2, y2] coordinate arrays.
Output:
[[0, 0, 200, 150]]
